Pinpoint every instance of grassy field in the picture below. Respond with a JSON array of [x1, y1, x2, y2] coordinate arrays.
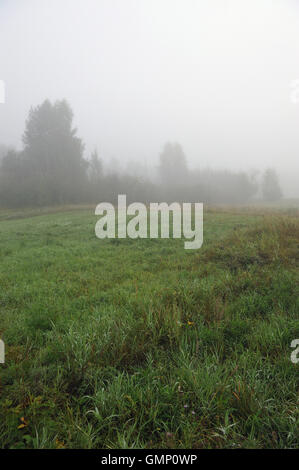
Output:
[[0, 206, 298, 449]]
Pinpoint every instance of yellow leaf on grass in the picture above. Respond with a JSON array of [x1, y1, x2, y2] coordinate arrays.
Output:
[[18, 417, 28, 429]]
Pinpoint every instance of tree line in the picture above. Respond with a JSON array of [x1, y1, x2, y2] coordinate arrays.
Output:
[[0, 99, 282, 208]]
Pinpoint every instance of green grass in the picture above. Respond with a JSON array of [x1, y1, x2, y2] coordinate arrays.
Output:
[[0, 207, 298, 449]]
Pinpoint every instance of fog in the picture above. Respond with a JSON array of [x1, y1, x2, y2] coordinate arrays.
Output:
[[0, 0, 299, 197]]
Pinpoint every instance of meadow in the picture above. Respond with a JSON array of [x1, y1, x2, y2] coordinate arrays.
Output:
[[0, 206, 298, 449]]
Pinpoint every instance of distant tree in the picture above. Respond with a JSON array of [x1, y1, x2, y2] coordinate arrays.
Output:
[[262, 168, 282, 202], [22, 99, 88, 204], [89, 149, 103, 183], [158, 142, 189, 187], [0, 149, 29, 206], [88, 148, 104, 200], [0, 144, 9, 162]]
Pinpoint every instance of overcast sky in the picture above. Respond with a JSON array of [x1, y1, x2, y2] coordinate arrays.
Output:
[[0, 0, 299, 195]]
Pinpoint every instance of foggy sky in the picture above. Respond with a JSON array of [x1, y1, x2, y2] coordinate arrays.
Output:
[[0, 0, 299, 196]]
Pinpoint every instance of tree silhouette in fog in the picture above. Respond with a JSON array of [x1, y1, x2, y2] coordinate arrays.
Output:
[[22, 100, 88, 204], [159, 142, 189, 186], [262, 169, 282, 202], [0, 100, 88, 206]]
